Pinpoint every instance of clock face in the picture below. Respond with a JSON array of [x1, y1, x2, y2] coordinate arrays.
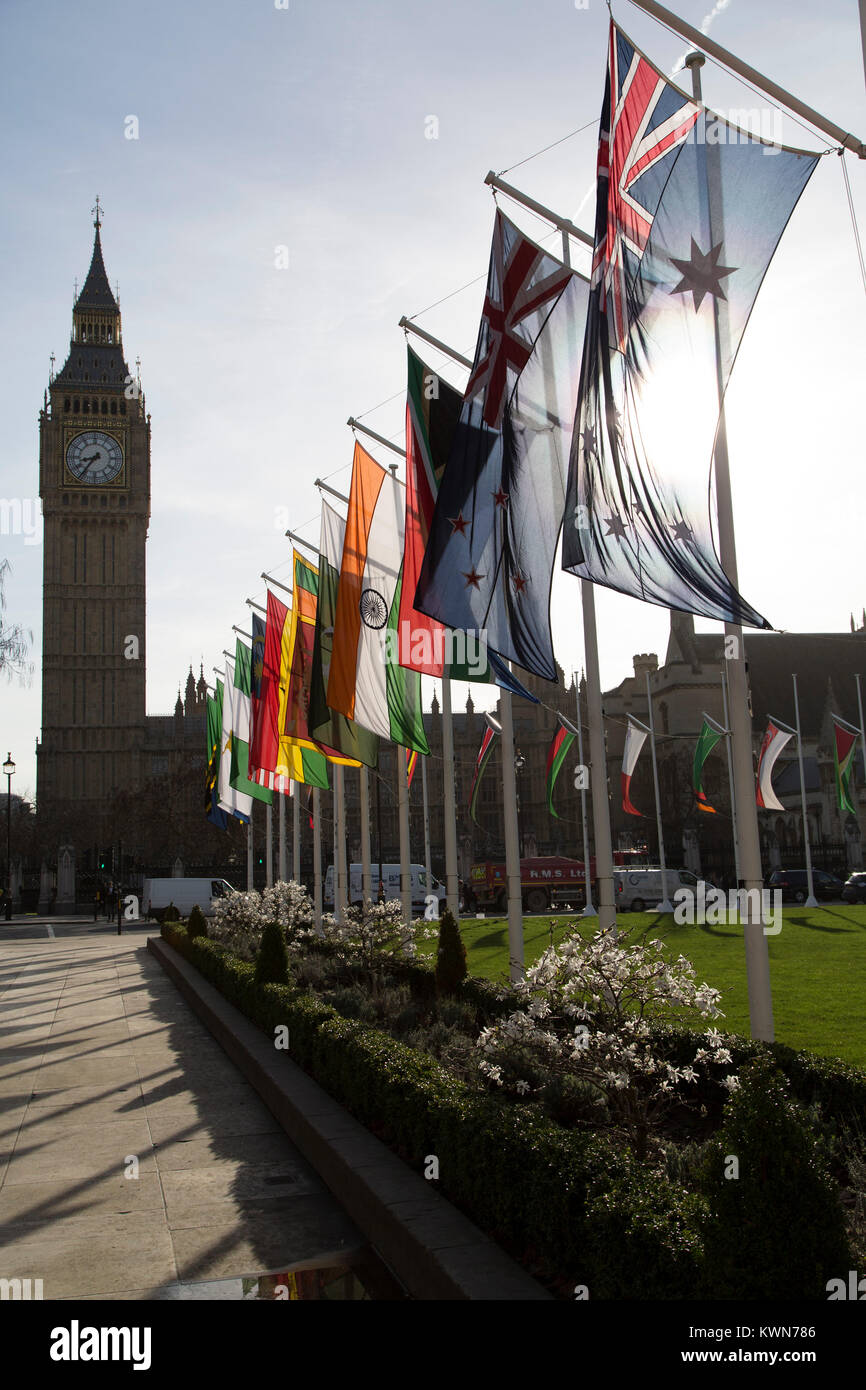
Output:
[[66, 430, 123, 485]]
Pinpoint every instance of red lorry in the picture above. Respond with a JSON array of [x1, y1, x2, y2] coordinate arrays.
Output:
[[468, 851, 649, 915]]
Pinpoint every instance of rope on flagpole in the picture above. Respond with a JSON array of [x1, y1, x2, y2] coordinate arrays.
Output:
[[840, 151, 866, 298], [497, 119, 597, 178]]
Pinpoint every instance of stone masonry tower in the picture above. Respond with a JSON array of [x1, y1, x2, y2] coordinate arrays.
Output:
[[37, 202, 151, 843]]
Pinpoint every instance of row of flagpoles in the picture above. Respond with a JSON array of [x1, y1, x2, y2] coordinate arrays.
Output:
[[200, 4, 866, 1045]]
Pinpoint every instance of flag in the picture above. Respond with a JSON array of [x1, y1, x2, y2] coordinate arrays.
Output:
[[205, 689, 228, 828], [546, 716, 577, 818], [248, 590, 287, 786], [278, 551, 359, 785], [693, 716, 724, 813], [469, 714, 500, 826], [406, 748, 419, 789], [756, 719, 794, 811], [833, 715, 859, 816], [328, 442, 429, 754], [398, 345, 537, 701], [309, 502, 379, 767], [217, 672, 251, 823], [248, 613, 278, 791], [622, 718, 648, 816], [230, 640, 273, 805], [562, 22, 818, 627], [414, 212, 589, 681]]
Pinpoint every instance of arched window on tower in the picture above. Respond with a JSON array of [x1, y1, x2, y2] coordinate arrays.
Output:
[[110, 399, 117, 415], [73, 397, 80, 413], [83, 398, 90, 413], [660, 701, 669, 735], [64, 398, 70, 413]]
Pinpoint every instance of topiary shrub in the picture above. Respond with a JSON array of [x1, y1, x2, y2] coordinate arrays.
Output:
[[254, 919, 290, 987], [435, 908, 467, 994], [187, 904, 208, 939], [163, 902, 181, 923], [698, 1056, 852, 1298]]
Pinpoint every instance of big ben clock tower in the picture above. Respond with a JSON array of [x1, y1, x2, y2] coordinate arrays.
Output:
[[37, 202, 150, 843]]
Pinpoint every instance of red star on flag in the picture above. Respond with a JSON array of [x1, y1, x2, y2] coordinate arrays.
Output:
[[492, 487, 509, 508], [463, 568, 485, 589], [512, 572, 527, 593], [449, 512, 468, 534]]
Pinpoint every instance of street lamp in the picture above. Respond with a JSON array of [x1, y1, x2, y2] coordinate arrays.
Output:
[[3, 753, 14, 922], [514, 751, 526, 856]]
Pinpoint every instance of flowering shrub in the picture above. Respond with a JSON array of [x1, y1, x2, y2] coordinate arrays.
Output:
[[210, 889, 267, 961], [261, 880, 314, 937], [476, 926, 737, 1157], [310, 898, 437, 968], [210, 880, 314, 961]]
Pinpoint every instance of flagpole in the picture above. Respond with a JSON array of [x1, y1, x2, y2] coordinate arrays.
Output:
[[793, 674, 819, 908], [721, 670, 741, 887], [687, 51, 773, 1042], [574, 672, 596, 917], [313, 787, 322, 934], [278, 784, 286, 882], [335, 763, 348, 924], [440, 677, 460, 918], [421, 754, 433, 899], [581, 584, 617, 935], [629, 0, 866, 156], [246, 818, 253, 891], [398, 747, 412, 928], [360, 765, 372, 904], [645, 674, 673, 913], [265, 801, 273, 888], [498, 687, 525, 980], [856, 675, 866, 783], [292, 782, 300, 882], [558, 216, 616, 936]]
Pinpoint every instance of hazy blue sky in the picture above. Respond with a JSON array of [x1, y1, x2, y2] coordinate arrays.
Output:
[[2, 0, 865, 801]]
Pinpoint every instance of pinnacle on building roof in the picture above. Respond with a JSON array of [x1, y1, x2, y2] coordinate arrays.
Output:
[[74, 201, 119, 314]]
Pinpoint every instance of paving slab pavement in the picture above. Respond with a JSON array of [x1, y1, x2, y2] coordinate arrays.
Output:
[[0, 932, 367, 1299]]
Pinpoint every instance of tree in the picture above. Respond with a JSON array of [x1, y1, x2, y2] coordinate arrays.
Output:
[[435, 907, 468, 994], [0, 561, 33, 683]]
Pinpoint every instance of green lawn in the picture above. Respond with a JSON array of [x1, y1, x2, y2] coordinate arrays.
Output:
[[420, 905, 866, 1071]]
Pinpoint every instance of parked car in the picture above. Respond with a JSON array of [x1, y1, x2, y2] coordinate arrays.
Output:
[[841, 872, 866, 904], [766, 868, 844, 903]]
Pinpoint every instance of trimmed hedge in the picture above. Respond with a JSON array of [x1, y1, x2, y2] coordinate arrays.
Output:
[[161, 924, 856, 1297], [647, 1022, 866, 1129], [161, 923, 704, 1295]]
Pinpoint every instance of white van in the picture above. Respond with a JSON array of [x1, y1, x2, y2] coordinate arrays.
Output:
[[324, 863, 446, 914], [613, 867, 700, 912], [142, 877, 237, 919]]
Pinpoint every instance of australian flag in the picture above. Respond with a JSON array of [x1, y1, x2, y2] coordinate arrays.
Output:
[[561, 22, 818, 627]]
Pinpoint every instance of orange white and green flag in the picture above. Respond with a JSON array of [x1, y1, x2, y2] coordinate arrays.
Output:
[[327, 443, 429, 754]]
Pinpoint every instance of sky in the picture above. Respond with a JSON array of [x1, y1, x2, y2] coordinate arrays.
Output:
[[1, 0, 865, 804]]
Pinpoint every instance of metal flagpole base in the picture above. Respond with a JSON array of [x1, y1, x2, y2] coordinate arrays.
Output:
[[804, 895, 819, 908], [657, 899, 675, 915], [581, 902, 597, 917]]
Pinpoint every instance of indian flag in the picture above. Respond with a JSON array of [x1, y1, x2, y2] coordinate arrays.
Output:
[[230, 640, 273, 804], [327, 442, 429, 753]]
